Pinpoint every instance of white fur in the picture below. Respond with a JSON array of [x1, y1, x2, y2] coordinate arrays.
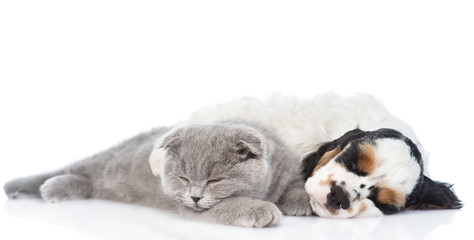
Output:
[[150, 92, 425, 176], [150, 126, 181, 177], [371, 139, 421, 195]]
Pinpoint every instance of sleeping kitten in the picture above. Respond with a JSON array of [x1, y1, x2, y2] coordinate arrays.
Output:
[[4, 121, 311, 227]]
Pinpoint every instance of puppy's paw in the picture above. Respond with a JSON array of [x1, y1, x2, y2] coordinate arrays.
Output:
[[277, 189, 313, 216], [234, 201, 282, 227]]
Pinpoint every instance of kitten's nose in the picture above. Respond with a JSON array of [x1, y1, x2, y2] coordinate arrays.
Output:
[[191, 197, 201, 203]]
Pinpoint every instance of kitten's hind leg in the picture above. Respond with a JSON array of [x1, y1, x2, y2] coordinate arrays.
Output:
[[4, 172, 61, 199], [39, 174, 92, 203]]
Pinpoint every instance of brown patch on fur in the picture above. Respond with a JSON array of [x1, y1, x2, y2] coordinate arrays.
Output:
[[327, 206, 339, 216], [311, 146, 341, 176], [318, 173, 334, 186], [347, 207, 353, 214], [377, 187, 406, 207], [353, 202, 367, 217], [358, 143, 377, 174]]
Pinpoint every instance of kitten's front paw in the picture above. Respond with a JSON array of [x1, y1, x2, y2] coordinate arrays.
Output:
[[234, 201, 282, 227], [277, 189, 313, 216]]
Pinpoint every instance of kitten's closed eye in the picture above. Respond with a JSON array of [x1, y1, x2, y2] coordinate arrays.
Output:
[[207, 178, 224, 185], [179, 176, 190, 184], [178, 176, 223, 185]]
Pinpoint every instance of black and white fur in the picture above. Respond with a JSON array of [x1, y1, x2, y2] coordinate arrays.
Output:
[[302, 128, 462, 218]]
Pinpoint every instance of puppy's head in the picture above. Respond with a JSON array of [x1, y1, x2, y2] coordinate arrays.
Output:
[[302, 128, 462, 218]]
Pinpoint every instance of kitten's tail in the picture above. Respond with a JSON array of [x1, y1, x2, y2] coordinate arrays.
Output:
[[3, 171, 63, 199]]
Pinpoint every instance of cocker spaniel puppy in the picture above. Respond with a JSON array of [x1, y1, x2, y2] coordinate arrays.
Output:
[[302, 128, 462, 218]]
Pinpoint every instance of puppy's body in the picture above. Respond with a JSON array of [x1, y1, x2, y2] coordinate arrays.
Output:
[[150, 92, 426, 176], [173, 93, 423, 160]]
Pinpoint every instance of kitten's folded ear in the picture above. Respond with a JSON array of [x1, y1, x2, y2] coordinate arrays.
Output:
[[235, 132, 264, 161], [160, 133, 181, 155], [407, 175, 462, 210], [149, 128, 182, 176]]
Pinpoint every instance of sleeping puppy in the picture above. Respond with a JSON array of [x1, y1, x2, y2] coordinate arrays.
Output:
[[302, 128, 462, 218]]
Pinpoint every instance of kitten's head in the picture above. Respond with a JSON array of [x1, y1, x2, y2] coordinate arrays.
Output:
[[159, 123, 269, 211]]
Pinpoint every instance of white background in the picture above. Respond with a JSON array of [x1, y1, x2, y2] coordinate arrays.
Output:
[[0, 1, 473, 239]]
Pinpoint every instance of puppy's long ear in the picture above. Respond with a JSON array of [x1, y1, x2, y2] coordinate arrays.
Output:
[[149, 128, 182, 176], [301, 128, 365, 180], [301, 142, 340, 180], [408, 176, 462, 210]]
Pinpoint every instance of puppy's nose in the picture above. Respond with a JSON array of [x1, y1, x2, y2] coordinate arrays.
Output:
[[327, 185, 350, 210], [191, 197, 201, 203]]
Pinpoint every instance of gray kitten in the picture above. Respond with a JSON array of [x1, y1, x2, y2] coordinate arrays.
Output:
[[4, 121, 311, 227]]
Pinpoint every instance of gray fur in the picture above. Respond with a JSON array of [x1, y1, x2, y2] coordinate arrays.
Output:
[[4, 122, 311, 227]]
